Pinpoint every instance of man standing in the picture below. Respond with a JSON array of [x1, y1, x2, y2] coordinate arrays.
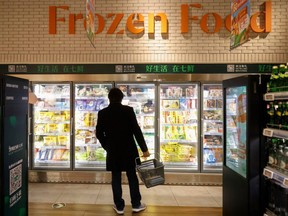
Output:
[[96, 87, 150, 215]]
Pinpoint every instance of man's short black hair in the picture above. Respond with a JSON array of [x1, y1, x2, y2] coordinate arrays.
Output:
[[108, 88, 124, 103]]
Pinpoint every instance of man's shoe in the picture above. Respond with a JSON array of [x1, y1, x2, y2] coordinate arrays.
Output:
[[113, 205, 124, 215], [132, 203, 147, 213]]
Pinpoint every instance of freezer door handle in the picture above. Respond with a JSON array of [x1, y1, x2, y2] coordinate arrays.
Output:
[[70, 117, 73, 135], [28, 117, 32, 135]]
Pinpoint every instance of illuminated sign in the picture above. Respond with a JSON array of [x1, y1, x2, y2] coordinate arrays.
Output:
[[49, 1, 271, 36], [2, 63, 274, 74]]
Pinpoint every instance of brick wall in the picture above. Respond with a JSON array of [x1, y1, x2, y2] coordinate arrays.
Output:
[[0, 0, 287, 64]]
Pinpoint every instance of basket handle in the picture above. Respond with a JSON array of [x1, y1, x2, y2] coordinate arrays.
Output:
[[135, 153, 162, 166]]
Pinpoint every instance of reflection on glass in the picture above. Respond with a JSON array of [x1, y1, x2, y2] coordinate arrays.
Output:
[[225, 86, 247, 178]]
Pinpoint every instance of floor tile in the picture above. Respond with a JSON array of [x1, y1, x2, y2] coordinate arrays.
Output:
[[28, 183, 223, 208]]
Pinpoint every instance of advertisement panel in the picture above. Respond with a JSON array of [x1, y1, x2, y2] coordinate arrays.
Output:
[[86, 0, 95, 47], [1, 76, 28, 216], [230, 0, 251, 49]]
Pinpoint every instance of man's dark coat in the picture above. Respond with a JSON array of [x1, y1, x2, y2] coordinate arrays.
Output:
[[96, 103, 148, 171]]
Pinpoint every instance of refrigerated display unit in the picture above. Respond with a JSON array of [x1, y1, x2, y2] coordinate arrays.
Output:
[[201, 84, 223, 172], [222, 75, 268, 216], [159, 83, 199, 171], [74, 83, 113, 169], [116, 83, 156, 156], [32, 83, 72, 169], [262, 88, 288, 216]]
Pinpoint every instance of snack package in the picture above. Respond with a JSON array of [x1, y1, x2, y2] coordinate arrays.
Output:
[[86, 100, 96, 111], [43, 136, 57, 146]]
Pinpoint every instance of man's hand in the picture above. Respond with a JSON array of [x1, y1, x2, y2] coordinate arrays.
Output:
[[142, 151, 150, 158]]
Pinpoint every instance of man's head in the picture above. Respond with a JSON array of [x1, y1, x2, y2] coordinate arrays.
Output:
[[108, 88, 124, 103]]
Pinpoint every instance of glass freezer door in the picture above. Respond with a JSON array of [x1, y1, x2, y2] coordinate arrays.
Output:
[[32, 83, 71, 169], [116, 83, 156, 156], [202, 84, 223, 172], [74, 83, 112, 169], [159, 84, 199, 171]]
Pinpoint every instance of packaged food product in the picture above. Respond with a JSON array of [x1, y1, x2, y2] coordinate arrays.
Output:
[[58, 136, 69, 147], [45, 124, 57, 133], [75, 100, 87, 111], [43, 136, 57, 146]]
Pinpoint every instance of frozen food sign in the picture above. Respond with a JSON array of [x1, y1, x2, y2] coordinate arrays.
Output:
[[48, 1, 271, 38]]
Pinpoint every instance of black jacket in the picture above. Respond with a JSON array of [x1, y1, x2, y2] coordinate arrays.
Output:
[[96, 103, 148, 171]]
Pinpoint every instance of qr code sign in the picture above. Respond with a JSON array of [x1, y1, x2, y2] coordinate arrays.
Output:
[[10, 164, 22, 195]]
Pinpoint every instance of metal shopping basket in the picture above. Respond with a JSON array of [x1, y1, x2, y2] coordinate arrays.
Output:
[[136, 155, 165, 188]]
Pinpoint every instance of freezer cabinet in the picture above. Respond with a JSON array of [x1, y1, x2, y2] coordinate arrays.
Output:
[[74, 83, 112, 169], [201, 84, 223, 172], [159, 83, 200, 171], [116, 83, 156, 156], [32, 83, 72, 169]]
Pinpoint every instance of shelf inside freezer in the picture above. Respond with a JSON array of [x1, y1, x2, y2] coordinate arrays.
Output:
[[263, 166, 288, 188], [75, 96, 107, 100], [204, 162, 223, 167], [203, 145, 223, 149]]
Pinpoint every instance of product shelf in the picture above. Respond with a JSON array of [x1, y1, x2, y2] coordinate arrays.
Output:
[[263, 128, 288, 139], [263, 166, 288, 188], [264, 91, 288, 101]]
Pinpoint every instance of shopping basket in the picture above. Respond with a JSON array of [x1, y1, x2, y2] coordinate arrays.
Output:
[[136, 156, 165, 188]]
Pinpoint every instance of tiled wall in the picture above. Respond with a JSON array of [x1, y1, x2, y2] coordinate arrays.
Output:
[[0, 0, 287, 64]]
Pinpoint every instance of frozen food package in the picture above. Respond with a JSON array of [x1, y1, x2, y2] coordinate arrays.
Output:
[[185, 86, 195, 97], [87, 145, 97, 161], [75, 146, 88, 161], [75, 99, 87, 111], [58, 136, 69, 146], [86, 100, 97, 111], [43, 136, 57, 146]]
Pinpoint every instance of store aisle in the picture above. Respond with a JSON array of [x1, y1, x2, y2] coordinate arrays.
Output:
[[29, 183, 222, 207]]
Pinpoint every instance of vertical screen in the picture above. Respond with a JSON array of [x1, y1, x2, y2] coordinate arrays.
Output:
[[225, 86, 247, 178]]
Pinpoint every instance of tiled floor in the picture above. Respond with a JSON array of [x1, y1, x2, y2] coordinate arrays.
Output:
[[29, 183, 222, 207]]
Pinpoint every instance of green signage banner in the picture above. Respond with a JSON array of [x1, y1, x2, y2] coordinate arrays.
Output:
[[0, 63, 274, 74]]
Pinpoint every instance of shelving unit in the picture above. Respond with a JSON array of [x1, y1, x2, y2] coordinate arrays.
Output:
[[263, 91, 288, 216]]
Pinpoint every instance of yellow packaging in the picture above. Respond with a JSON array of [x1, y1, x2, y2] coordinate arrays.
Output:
[[44, 136, 57, 146], [58, 136, 69, 147], [37, 111, 54, 122], [52, 113, 65, 122], [62, 111, 70, 120], [46, 124, 57, 133]]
